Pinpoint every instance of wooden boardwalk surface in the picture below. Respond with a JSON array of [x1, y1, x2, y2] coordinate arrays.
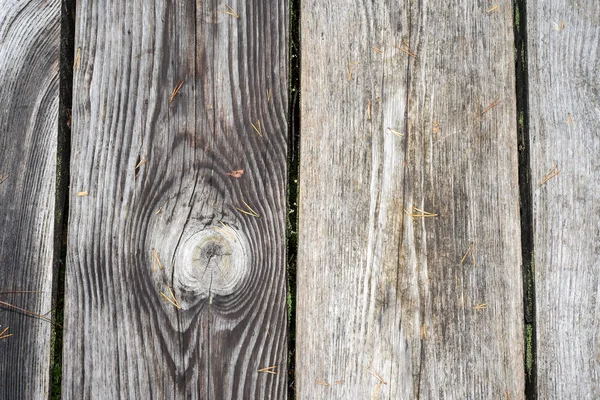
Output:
[[0, 0, 598, 399]]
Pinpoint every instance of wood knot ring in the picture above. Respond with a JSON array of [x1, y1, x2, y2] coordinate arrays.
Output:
[[174, 226, 247, 299]]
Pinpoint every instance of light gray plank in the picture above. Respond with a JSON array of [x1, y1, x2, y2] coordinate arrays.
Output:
[[0, 0, 60, 398], [297, 1, 524, 398], [528, 1, 600, 398], [63, 1, 289, 398]]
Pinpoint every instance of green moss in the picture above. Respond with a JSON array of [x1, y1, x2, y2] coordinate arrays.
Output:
[[525, 324, 533, 377], [515, 3, 520, 33]]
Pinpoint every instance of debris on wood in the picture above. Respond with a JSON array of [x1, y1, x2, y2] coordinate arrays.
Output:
[[0, 327, 13, 340], [461, 242, 476, 267], [160, 285, 181, 309], [370, 382, 382, 400], [77, 191, 89, 197], [0, 173, 8, 185], [169, 80, 184, 103], [0, 299, 53, 323], [395, 40, 417, 59], [226, 169, 244, 178], [73, 47, 81, 71], [235, 199, 260, 218], [346, 61, 360, 81], [219, 5, 240, 19], [315, 378, 330, 386], [134, 156, 147, 178], [266, 88, 271, 102], [251, 120, 263, 137], [335, 380, 344, 384], [481, 97, 501, 115], [152, 249, 163, 271], [506, 391, 512, 400], [566, 113, 575, 125], [487, 5, 499, 12], [474, 303, 488, 310], [257, 366, 277, 375], [433, 120, 440, 133], [540, 164, 560, 186], [553, 21, 565, 31], [367, 99, 372, 121], [371, 45, 383, 54], [387, 127, 403, 137], [405, 206, 438, 218]]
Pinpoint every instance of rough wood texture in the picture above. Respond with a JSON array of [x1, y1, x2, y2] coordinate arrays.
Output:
[[0, 0, 60, 398], [297, 1, 524, 398], [63, 1, 288, 398], [528, 1, 600, 398]]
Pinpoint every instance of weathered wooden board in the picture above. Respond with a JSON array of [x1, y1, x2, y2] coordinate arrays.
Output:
[[0, 0, 60, 398], [297, 1, 523, 398], [63, 1, 288, 398], [528, 1, 600, 398]]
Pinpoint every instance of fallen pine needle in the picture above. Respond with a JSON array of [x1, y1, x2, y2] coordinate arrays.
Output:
[[0, 327, 13, 340], [219, 5, 240, 19], [474, 303, 488, 310], [347, 61, 359, 81], [0, 300, 54, 323], [405, 206, 438, 218], [258, 366, 277, 375], [73, 47, 81, 70], [371, 45, 383, 54], [335, 380, 344, 384], [395, 43, 417, 59], [134, 156, 147, 170], [169, 80, 184, 103], [481, 97, 501, 115], [388, 127, 404, 137], [487, 5, 499, 12], [370, 382, 382, 400], [365, 363, 387, 385], [315, 378, 330, 386], [214, 220, 236, 241], [566, 113, 575, 125], [367, 100, 372, 121], [540, 164, 560, 186], [160, 286, 181, 309], [77, 191, 88, 197], [152, 249, 163, 271], [460, 242, 476, 267], [0, 173, 8, 185], [421, 323, 427, 338], [251, 120, 263, 137], [235, 199, 260, 218], [266, 88, 271, 102]]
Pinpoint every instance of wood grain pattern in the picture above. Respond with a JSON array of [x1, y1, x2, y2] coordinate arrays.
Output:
[[297, 1, 524, 398], [0, 0, 60, 398], [63, 1, 288, 398], [528, 1, 600, 398]]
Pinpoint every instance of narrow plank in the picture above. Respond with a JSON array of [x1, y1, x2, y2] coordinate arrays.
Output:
[[63, 0, 288, 398], [528, 1, 600, 397], [0, 0, 60, 398], [297, 1, 524, 398]]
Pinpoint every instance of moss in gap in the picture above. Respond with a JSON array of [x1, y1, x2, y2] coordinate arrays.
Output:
[[515, 2, 520, 33], [525, 323, 534, 379]]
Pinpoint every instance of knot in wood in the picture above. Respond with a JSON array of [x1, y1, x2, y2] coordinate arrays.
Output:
[[174, 227, 247, 299]]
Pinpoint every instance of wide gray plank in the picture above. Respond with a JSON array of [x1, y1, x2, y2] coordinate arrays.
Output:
[[528, 1, 600, 398], [63, 1, 288, 398], [297, 1, 523, 398], [0, 0, 60, 398]]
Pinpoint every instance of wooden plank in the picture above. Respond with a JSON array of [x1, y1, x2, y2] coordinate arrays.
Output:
[[62, 1, 288, 398], [0, 0, 60, 398], [297, 1, 524, 398], [528, 1, 600, 398]]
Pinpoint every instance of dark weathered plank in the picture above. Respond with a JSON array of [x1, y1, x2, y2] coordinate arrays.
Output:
[[63, 1, 288, 398], [297, 1, 523, 398], [0, 0, 60, 398], [528, 1, 600, 397]]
